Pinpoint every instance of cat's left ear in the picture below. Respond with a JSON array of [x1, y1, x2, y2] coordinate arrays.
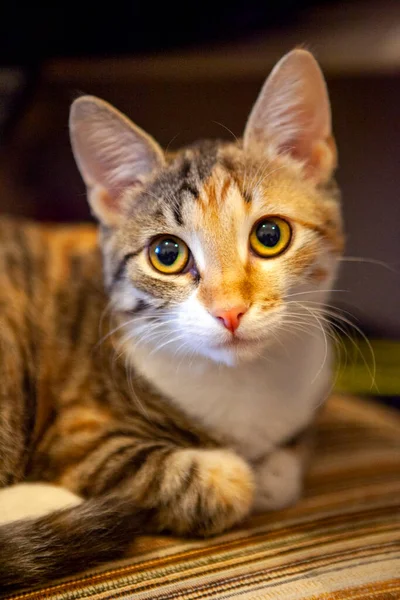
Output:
[[69, 96, 165, 226], [244, 49, 337, 184]]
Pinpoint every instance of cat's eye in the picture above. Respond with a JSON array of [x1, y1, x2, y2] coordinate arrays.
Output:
[[250, 217, 292, 258], [149, 235, 190, 274]]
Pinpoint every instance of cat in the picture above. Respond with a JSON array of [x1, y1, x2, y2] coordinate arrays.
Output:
[[0, 49, 343, 592]]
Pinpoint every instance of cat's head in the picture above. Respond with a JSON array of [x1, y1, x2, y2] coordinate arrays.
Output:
[[70, 49, 344, 366]]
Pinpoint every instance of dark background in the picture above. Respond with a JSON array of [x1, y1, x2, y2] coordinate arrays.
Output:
[[0, 2, 334, 64]]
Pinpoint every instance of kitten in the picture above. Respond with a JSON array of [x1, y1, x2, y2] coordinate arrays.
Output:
[[0, 49, 343, 592]]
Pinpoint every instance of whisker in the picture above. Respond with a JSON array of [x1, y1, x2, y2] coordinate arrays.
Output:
[[290, 303, 329, 385], [149, 334, 187, 357], [284, 289, 348, 299], [244, 155, 272, 196], [124, 354, 149, 418], [212, 121, 239, 142], [289, 300, 377, 392], [165, 132, 182, 153], [286, 300, 356, 319], [252, 163, 288, 194], [340, 256, 398, 273]]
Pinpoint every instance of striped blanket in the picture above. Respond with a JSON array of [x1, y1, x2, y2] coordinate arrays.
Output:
[[6, 395, 400, 599]]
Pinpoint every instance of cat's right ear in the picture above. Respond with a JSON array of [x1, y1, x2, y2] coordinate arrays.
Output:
[[69, 96, 165, 226]]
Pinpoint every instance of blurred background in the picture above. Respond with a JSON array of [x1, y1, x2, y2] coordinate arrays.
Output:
[[0, 0, 399, 401]]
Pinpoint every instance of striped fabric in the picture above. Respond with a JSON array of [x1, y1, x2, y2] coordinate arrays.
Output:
[[7, 395, 400, 600]]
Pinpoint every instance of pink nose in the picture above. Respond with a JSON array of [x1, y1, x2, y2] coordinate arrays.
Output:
[[212, 306, 247, 333]]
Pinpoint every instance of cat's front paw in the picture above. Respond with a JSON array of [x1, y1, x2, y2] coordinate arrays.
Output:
[[254, 448, 304, 513], [161, 449, 254, 537]]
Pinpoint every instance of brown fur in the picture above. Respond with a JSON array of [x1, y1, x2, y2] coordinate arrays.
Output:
[[0, 144, 341, 592], [0, 216, 254, 591], [0, 50, 344, 592]]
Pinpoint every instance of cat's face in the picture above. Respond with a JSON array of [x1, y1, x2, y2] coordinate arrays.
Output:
[[70, 49, 344, 365], [107, 144, 342, 365]]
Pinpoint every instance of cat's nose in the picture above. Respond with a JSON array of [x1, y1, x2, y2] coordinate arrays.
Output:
[[212, 306, 247, 333]]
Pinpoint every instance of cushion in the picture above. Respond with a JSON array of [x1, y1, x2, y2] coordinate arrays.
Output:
[[6, 395, 400, 599]]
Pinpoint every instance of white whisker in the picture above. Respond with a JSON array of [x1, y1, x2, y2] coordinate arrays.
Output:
[[288, 300, 377, 392], [284, 289, 347, 299], [340, 256, 398, 273], [149, 334, 187, 357]]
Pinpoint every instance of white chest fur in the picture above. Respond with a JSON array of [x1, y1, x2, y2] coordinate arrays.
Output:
[[130, 331, 332, 462]]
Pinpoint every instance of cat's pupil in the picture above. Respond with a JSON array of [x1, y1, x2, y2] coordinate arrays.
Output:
[[256, 220, 281, 247], [155, 239, 180, 266]]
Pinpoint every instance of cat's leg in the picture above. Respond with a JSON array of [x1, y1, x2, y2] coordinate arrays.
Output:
[[56, 442, 254, 536], [0, 330, 31, 487], [253, 429, 314, 512], [0, 483, 82, 525]]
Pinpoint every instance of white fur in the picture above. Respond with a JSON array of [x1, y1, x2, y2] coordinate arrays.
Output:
[[128, 325, 332, 463], [254, 448, 304, 511], [0, 483, 82, 525], [122, 197, 337, 465], [128, 309, 332, 511]]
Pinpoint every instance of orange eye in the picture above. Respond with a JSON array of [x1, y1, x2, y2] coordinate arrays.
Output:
[[250, 217, 292, 257], [149, 235, 190, 274]]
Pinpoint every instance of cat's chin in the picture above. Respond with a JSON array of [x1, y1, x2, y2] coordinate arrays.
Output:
[[203, 340, 264, 367]]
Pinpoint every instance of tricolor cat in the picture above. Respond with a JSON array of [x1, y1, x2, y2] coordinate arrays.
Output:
[[0, 49, 343, 592]]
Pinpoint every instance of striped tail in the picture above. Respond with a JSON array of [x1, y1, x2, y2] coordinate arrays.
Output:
[[0, 494, 154, 594]]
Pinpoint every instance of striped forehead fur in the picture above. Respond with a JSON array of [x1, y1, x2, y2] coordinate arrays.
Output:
[[101, 136, 342, 325]]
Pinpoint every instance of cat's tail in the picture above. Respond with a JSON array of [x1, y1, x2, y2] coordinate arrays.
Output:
[[0, 494, 154, 594]]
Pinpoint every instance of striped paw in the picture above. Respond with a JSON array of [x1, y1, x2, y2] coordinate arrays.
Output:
[[159, 448, 254, 536]]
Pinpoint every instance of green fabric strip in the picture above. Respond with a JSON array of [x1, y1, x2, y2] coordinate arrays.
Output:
[[334, 339, 400, 396]]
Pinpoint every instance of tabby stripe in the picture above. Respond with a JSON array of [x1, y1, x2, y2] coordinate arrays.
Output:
[[140, 448, 172, 498], [54, 430, 142, 482], [169, 157, 201, 226], [179, 181, 198, 198], [112, 250, 142, 287], [220, 178, 232, 202], [193, 491, 214, 534], [172, 202, 184, 226], [69, 257, 89, 344], [22, 366, 36, 462], [104, 443, 169, 491], [150, 418, 202, 447], [79, 429, 141, 462], [143, 453, 195, 527], [81, 442, 138, 496], [131, 299, 150, 314], [12, 227, 39, 461], [171, 183, 199, 227], [179, 461, 197, 495], [12, 227, 39, 360], [13, 227, 33, 296], [88, 444, 165, 492], [179, 158, 192, 180], [242, 188, 252, 203]]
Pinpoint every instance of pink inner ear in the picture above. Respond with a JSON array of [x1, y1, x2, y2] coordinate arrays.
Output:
[[76, 121, 151, 201], [97, 185, 124, 214], [243, 50, 336, 183], [70, 96, 165, 225], [283, 136, 313, 163]]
